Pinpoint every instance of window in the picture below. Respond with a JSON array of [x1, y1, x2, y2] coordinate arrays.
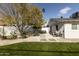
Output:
[[72, 24, 77, 30]]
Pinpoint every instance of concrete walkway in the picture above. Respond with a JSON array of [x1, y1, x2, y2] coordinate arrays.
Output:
[[0, 34, 79, 46]]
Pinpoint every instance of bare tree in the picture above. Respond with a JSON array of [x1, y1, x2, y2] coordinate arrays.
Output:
[[0, 3, 43, 38]]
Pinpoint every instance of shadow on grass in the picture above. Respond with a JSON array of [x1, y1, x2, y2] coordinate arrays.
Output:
[[0, 49, 79, 53]]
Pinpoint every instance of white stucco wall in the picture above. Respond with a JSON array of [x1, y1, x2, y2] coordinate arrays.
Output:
[[64, 23, 79, 39], [0, 26, 18, 36], [41, 27, 50, 34]]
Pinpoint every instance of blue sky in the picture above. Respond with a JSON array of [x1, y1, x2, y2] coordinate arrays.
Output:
[[34, 3, 79, 20]]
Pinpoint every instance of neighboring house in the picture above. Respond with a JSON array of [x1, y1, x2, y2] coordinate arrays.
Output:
[[0, 19, 42, 37], [48, 12, 79, 39], [0, 26, 17, 36], [0, 20, 18, 36], [0, 20, 32, 36]]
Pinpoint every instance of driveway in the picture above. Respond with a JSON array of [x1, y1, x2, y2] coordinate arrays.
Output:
[[0, 34, 79, 46]]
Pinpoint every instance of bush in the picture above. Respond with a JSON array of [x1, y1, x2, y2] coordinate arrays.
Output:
[[1, 35, 17, 40], [33, 32, 40, 36], [1, 31, 17, 40], [9, 35, 17, 39], [1, 36, 7, 39], [38, 30, 46, 34], [9, 31, 17, 39], [32, 29, 46, 36]]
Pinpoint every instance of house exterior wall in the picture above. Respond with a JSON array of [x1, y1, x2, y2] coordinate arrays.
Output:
[[0, 26, 18, 36], [64, 23, 79, 38], [41, 27, 50, 34]]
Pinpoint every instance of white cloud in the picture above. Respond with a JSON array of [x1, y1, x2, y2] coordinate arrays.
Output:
[[59, 7, 71, 15]]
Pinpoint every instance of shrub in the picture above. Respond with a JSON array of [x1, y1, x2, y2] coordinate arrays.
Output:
[[33, 32, 40, 36], [9, 34, 17, 39], [4, 31, 18, 39], [1, 36, 7, 39], [39, 30, 46, 34], [1, 35, 17, 40]]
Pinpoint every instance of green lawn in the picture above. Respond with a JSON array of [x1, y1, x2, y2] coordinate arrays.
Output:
[[0, 42, 79, 56]]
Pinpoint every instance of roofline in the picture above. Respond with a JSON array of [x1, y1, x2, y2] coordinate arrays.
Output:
[[48, 18, 79, 25]]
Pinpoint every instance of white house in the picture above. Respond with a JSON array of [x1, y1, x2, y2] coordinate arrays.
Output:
[[48, 12, 79, 39], [0, 26, 17, 36], [0, 20, 18, 36], [0, 19, 50, 37]]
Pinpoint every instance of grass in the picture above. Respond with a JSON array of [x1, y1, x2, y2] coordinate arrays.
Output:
[[0, 42, 79, 55]]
